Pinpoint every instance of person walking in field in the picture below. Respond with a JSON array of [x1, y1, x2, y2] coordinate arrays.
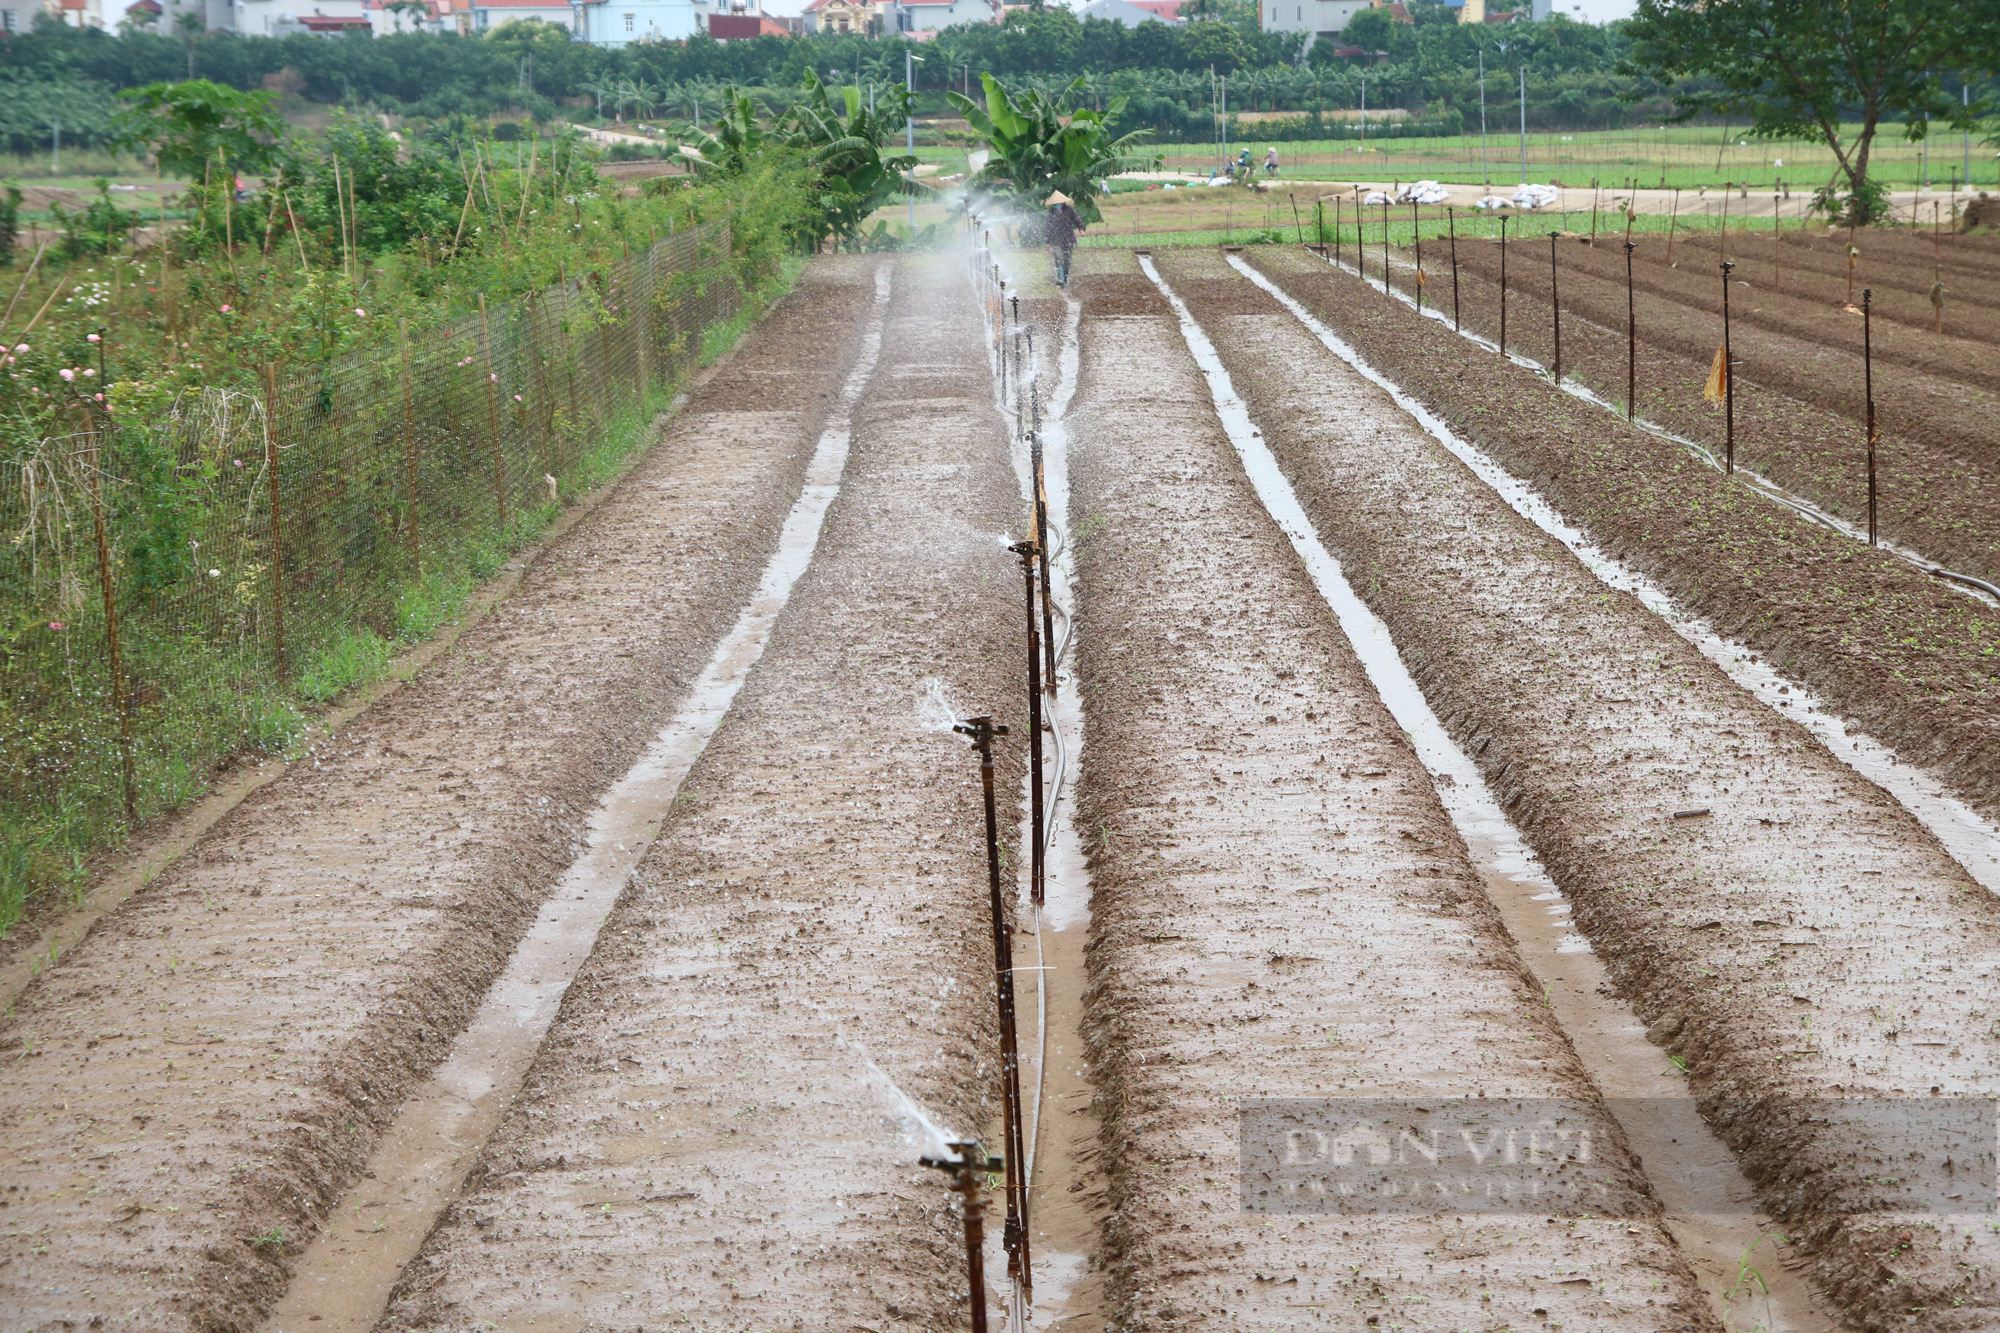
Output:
[[1264, 146, 1280, 176], [1045, 191, 1085, 288]]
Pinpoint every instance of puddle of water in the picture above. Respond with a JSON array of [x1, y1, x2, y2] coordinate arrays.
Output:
[[261, 262, 896, 1333], [1142, 253, 1835, 1333], [1231, 252, 2000, 897]]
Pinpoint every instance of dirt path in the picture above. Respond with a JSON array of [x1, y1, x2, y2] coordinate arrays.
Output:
[[1061, 249, 1718, 1332], [0, 259, 883, 1333], [1431, 236, 2000, 583], [371, 252, 1031, 1333], [1161, 246, 2000, 1332]]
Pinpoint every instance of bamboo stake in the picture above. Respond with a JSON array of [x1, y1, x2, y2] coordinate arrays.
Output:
[[83, 409, 138, 825], [260, 364, 291, 678], [479, 292, 508, 532], [0, 241, 51, 332]]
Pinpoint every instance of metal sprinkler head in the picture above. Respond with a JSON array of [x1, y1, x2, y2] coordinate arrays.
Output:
[[1722, 259, 1736, 274], [953, 715, 1008, 746], [1008, 538, 1040, 565], [1624, 239, 1637, 253], [921, 1140, 1002, 1176], [1011, 294, 1019, 321]]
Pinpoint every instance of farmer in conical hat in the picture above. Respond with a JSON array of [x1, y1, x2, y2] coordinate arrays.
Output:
[[1045, 190, 1085, 289]]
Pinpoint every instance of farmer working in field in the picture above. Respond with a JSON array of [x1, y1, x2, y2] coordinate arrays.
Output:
[[1045, 191, 1085, 288], [1264, 147, 1280, 176]]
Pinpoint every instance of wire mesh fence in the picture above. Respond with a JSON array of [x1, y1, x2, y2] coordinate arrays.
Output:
[[1, 220, 738, 914]]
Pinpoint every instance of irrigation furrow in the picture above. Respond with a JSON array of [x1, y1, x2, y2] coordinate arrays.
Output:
[[0, 259, 888, 1333], [1164, 246, 2000, 1333], [1066, 252, 1719, 1332], [980, 242, 1108, 1330], [366, 252, 1028, 1332]]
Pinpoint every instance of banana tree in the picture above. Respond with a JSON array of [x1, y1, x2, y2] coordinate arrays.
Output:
[[783, 72, 921, 250], [675, 86, 769, 177], [948, 73, 1157, 222]]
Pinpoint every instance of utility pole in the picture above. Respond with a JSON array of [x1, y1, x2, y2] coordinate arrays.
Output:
[[51, 117, 60, 174], [1518, 65, 1528, 185], [1478, 49, 1489, 188], [906, 49, 921, 229]]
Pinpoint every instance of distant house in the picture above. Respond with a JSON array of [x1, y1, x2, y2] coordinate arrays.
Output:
[[367, 0, 453, 33], [1258, 0, 1367, 44], [1078, 0, 1181, 26], [890, 0, 994, 32], [1125, 0, 1183, 19], [802, 0, 884, 34], [235, 0, 369, 36], [572, 0, 700, 43], [707, 8, 787, 35], [464, 0, 572, 29]]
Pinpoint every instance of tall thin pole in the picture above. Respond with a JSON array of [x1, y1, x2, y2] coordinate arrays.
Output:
[[1721, 259, 1736, 475], [906, 50, 918, 230], [954, 714, 1030, 1303], [1013, 542, 1046, 913], [1518, 65, 1527, 186], [1548, 231, 1562, 384], [1412, 200, 1423, 314], [1666, 186, 1680, 265], [1381, 199, 1390, 298], [1334, 195, 1343, 269], [1478, 50, 1489, 187], [1624, 239, 1637, 421], [84, 408, 137, 824], [1448, 206, 1460, 330], [1864, 288, 1877, 547], [1499, 213, 1509, 357]]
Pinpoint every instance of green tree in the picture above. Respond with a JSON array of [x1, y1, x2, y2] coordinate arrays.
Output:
[[1623, 0, 1998, 224], [949, 72, 1157, 222], [112, 77, 284, 178]]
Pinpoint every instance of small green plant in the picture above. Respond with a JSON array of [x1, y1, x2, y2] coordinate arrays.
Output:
[[248, 1224, 287, 1251], [296, 628, 394, 705]]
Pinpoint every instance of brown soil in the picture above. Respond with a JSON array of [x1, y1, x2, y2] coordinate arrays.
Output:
[[1164, 245, 2000, 1332], [1245, 244, 2000, 831], [0, 258, 882, 1333], [1064, 251, 1717, 1333], [375, 253, 1031, 1332], [1434, 232, 2000, 584]]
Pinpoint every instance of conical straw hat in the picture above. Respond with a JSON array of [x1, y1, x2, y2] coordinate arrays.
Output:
[[1046, 191, 1074, 206]]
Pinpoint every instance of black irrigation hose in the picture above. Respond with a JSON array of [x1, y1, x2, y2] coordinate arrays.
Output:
[[1300, 243, 2000, 614]]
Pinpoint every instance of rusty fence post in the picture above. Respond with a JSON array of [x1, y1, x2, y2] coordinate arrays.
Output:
[[1448, 206, 1460, 331], [1412, 200, 1423, 315], [1721, 259, 1736, 475], [259, 363, 290, 681], [478, 292, 509, 532], [1624, 239, 1637, 422], [83, 411, 138, 824], [399, 319, 420, 574], [1548, 230, 1562, 384], [1864, 287, 1878, 547]]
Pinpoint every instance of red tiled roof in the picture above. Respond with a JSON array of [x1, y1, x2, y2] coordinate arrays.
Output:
[[1127, 0, 1181, 16]]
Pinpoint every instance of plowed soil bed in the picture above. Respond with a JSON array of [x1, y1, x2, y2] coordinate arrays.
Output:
[[1428, 231, 2000, 582], [1247, 245, 2000, 827], [1159, 247, 2000, 1333], [0, 259, 882, 1333]]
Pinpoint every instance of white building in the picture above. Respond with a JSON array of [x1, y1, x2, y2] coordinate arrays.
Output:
[[233, 0, 368, 34], [1259, 0, 1367, 42], [1077, 0, 1181, 25], [889, 0, 995, 33], [572, 0, 701, 43]]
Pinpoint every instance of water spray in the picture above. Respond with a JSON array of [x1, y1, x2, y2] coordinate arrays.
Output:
[[952, 714, 1031, 1303]]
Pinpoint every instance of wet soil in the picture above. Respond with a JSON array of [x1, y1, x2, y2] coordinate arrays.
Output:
[[372, 253, 1031, 1333], [1434, 234, 2000, 584], [1062, 250, 1716, 1333], [1245, 245, 2000, 832], [1164, 246, 2000, 1331], [0, 259, 883, 1333]]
